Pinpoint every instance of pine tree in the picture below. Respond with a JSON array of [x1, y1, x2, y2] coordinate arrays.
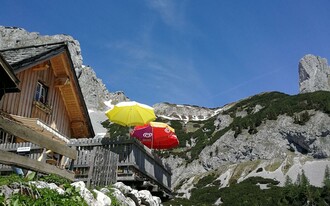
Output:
[[284, 175, 293, 187], [300, 170, 310, 187], [295, 173, 301, 186], [323, 165, 330, 188]]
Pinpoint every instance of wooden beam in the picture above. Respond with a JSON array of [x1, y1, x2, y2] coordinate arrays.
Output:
[[32, 62, 50, 71], [0, 150, 74, 181], [0, 115, 77, 159], [54, 76, 70, 87], [71, 120, 84, 128]]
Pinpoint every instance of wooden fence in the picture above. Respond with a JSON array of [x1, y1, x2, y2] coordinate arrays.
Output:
[[69, 137, 172, 195], [0, 136, 172, 196], [74, 145, 118, 187], [0, 141, 44, 172], [0, 140, 118, 188]]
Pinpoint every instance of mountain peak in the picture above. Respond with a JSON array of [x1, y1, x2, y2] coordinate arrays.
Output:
[[153, 102, 221, 121], [299, 54, 330, 93]]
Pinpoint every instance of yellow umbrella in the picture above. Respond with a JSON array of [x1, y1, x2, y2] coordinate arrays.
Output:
[[105, 101, 156, 126]]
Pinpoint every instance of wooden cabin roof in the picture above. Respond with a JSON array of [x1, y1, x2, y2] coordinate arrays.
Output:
[[0, 53, 20, 93], [0, 43, 95, 138]]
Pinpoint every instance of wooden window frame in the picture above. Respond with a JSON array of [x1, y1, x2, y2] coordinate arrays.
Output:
[[35, 81, 48, 104]]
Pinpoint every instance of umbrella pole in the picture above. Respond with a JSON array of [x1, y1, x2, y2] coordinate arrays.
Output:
[[151, 126, 154, 150]]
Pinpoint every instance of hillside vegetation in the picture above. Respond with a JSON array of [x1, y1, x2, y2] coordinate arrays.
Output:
[[102, 91, 330, 204], [164, 171, 330, 206], [162, 91, 330, 161], [103, 91, 330, 163]]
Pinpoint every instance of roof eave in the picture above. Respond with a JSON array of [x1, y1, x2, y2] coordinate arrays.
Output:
[[62, 46, 95, 138]]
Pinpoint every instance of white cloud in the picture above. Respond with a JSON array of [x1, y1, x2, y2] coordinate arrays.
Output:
[[145, 0, 187, 30]]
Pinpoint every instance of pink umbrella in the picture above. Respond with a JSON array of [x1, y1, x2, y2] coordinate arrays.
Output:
[[130, 122, 179, 149]]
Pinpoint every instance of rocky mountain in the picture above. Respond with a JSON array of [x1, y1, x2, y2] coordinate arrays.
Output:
[[299, 54, 330, 93], [2, 26, 330, 204], [0, 26, 83, 76], [162, 91, 330, 194], [78, 65, 129, 135], [154, 102, 222, 121]]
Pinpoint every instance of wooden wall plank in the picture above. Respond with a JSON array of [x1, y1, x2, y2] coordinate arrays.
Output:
[[0, 150, 74, 181], [0, 115, 77, 159]]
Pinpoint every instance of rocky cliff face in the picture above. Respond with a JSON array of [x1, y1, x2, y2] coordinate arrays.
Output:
[[163, 96, 330, 199], [78, 65, 129, 135], [0, 26, 83, 76], [79, 65, 129, 110], [299, 54, 330, 93], [153, 102, 221, 121]]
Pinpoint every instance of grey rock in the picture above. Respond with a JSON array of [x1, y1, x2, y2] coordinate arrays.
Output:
[[137, 190, 159, 206], [71, 181, 96, 206], [154, 102, 219, 121], [0, 185, 13, 199], [113, 182, 133, 195], [79, 65, 129, 110], [214, 114, 232, 131], [168, 111, 330, 192], [128, 189, 142, 206], [299, 54, 330, 93], [112, 188, 136, 206], [93, 189, 112, 206], [30, 181, 65, 195], [0, 26, 83, 76]]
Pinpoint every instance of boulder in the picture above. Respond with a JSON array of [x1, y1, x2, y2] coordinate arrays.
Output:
[[71, 181, 96, 206], [93, 189, 111, 206]]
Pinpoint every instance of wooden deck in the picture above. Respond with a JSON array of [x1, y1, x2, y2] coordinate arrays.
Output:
[[69, 137, 173, 197]]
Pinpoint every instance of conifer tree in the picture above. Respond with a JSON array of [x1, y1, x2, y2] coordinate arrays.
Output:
[[323, 165, 330, 188], [284, 175, 293, 186], [300, 170, 310, 187], [295, 173, 301, 186]]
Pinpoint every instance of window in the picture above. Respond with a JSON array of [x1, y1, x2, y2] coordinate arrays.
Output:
[[35, 81, 48, 104]]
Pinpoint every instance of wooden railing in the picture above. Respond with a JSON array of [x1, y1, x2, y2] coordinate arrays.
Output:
[[0, 113, 77, 180], [73, 146, 118, 187], [0, 141, 75, 180], [0, 135, 172, 194], [0, 140, 119, 188], [69, 137, 172, 193]]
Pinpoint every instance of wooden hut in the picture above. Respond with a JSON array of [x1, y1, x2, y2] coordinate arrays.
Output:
[[0, 42, 95, 180]]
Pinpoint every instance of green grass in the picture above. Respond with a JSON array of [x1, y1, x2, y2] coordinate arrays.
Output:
[[0, 174, 86, 205], [0, 174, 25, 186]]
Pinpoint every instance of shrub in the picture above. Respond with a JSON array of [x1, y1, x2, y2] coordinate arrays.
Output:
[[39, 174, 71, 185], [0, 174, 25, 186], [105, 187, 121, 206], [9, 184, 87, 206], [165, 176, 330, 205]]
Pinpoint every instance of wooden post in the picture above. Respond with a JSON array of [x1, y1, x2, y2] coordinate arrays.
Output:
[[87, 147, 97, 188]]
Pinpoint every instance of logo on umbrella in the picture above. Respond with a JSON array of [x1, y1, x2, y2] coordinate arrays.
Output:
[[143, 133, 153, 139], [164, 128, 171, 133]]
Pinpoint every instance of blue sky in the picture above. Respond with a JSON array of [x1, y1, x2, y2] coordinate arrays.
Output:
[[1, 1, 330, 108]]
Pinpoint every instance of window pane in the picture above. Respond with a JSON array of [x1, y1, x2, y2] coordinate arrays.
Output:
[[35, 82, 48, 104]]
